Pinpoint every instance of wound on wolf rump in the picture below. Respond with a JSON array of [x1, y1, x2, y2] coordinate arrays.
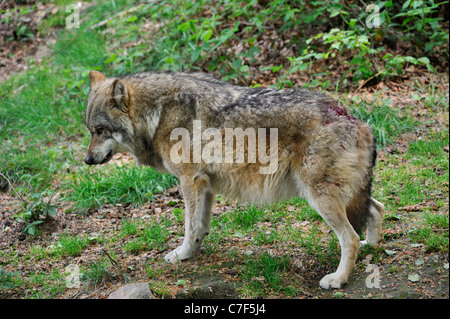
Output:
[[327, 105, 356, 123]]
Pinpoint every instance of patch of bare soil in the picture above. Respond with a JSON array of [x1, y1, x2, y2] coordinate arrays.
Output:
[[0, 0, 57, 82]]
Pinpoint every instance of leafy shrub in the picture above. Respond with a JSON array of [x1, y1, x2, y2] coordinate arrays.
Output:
[[100, 0, 447, 88]]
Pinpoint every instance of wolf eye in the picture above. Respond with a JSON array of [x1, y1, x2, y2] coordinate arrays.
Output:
[[96, 127, 104, 135]]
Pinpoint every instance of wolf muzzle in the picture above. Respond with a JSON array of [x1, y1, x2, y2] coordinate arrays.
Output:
[[84, 155, 96, 165], [84, 149, 113, 165]]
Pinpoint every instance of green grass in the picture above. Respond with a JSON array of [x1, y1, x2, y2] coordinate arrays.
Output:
[[121, 219, 141, 237], [26, 269, 66, 298], [80, 258, 115, 287], [66, 164, 178, 212], [253, 228, 282, 245], [222, 206, 267, 232], [0, 36, 106, 192], [408, 213, 449, 252], [53, 234, 91, 257], [0, 2, 179, 212], [28, 244, 49, 261], [240, 252, 297, 297], [348, 95, 419, 147], [121, 217, 172, 253], [0, 25, 108, 140], [403, 128, 449, 254], [207, 200, 341, 271], [374, 127, 449, 254]]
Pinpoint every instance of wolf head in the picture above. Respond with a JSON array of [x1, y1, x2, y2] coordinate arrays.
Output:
[[84, 70, 134, 165]]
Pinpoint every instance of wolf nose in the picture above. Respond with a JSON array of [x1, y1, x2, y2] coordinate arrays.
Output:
[[84, 155, 95, 165]]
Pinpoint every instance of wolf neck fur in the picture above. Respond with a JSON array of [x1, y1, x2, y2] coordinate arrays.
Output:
[[123, 73, 234, 165]]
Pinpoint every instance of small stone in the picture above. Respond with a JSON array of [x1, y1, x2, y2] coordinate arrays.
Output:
[[108, 282, 154, 299]]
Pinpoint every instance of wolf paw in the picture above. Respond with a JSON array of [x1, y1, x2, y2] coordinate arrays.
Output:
[[360, 239, 378, 248], [319, 273, 347, 289], [164, 246, 191, 264]]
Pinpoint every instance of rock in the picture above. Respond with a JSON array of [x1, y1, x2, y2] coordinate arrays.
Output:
[[176, 276, 237, 299], [108, 282, 154, 299]]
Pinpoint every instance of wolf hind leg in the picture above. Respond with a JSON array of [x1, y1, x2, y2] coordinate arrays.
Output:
[[307, 193, 360, 289], [361, 197, 385, 247], [165, 176, 215, 263]]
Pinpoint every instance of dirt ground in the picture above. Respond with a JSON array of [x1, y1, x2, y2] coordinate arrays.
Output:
[[0, 0, 59, 82]]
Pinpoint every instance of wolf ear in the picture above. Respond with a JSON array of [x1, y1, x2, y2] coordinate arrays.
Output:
[[112, 79, 130, 113], [89, 70, 106, 88]]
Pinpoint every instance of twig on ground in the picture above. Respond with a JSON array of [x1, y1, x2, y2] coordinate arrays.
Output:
[[102, 249, 130, 283], [0, 172, 26, 204]]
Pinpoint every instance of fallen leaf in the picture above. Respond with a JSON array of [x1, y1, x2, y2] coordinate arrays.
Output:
[[333, 291, 344, 299], [398, 203, 426, 211], [415, 258, 424, 266], [176, 279, 187, 286], [408, 274, 420, 282], [385, 249, 397, 256]]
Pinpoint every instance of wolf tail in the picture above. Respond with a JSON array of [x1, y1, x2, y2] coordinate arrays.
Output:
[[345, 137, 378, 235]]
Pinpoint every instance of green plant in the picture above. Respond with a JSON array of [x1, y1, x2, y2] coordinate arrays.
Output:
[[383, 54, 433, 76], [0, 268, 21, 289], [81, 259, 114, 287], [16, 191, 58, 235], [282, 0, 448, 88], [394, 0, 449, 53], [121, 219, 141, 237], [15, 25, 34, 39], [312, 28, 381, 82]]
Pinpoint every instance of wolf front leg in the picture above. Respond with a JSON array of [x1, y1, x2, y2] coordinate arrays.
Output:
[[165, 175, 215, 263]]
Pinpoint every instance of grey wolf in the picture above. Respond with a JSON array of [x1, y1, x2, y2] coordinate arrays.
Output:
[[84, 70, 385, 289]]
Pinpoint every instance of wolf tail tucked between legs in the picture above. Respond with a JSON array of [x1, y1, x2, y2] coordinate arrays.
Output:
[[345, 139, 384, 242]]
